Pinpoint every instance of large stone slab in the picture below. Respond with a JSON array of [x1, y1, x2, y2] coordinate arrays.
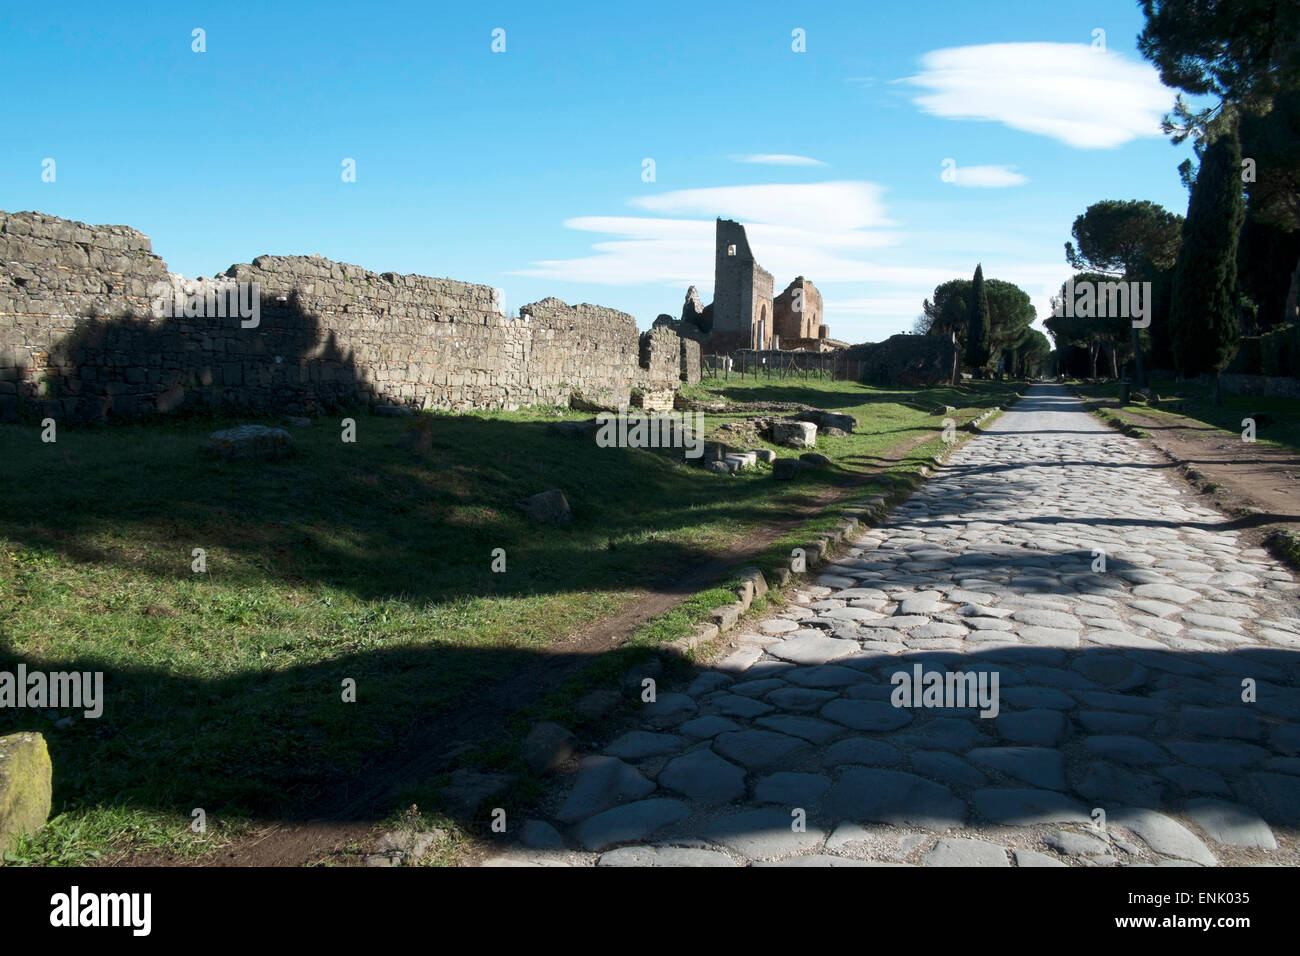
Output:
[[767, 635, 859, 666], [823, 768, 966, 829], [597, 845, 737, 867], [973, 788, 1090, 826], [556, 756, 656, 824], [1110, 807, 1217, 865], [702, 808, 825, 859], [657, 749, 746, 804], [571, 798, 691, 851], [713, 730, 809, 770], [1183, 798, 1277, 850]]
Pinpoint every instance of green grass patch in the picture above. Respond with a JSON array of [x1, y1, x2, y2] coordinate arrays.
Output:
[[1077, 377, 1300, 453], [0, 376, 1019, 862]]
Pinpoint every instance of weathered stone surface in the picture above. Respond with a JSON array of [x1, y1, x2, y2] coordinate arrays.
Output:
[[754, 772, 832, 807], [772, 420, 817, 449], [519, 819, 566, 850], [658, 749, 747, 804], [206, 425, 294, 460], [516, 489, 573, 525], [1043, 829, 1108, 857], [1184, 798, 1277, 849], [973, 788, 1090, 826], [768, 635, 858, 666], [678, 716, 741, 739], [0, 211, 700, 422], [823, 768, 966, 829], [713, 730, 809, 770], [755, 715, 843, 744], [440, 769, 518, 818], [995, 709, 1068, 746], [597, 845, 737, 867], [821, 699, 913, 732], [604, 731, 686, 760], [703, 808, 825, 859], [571, 798, 691, 851], [1015, 848, 1068, 867], [0, 732, 52, 851], [923, 837, 1009, 867], [556, 756, 656, 824], [481, 383, 1300, 868], [968, 747, 1066, 790], [1110, 807, 1217, 864], [521, 721, 578, 775]]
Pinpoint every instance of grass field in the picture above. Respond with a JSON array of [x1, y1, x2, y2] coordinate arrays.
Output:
[[0, 375, 1019, 863], [1075, 376, 1300, 453]]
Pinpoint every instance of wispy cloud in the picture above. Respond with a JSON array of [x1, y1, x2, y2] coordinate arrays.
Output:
[[734, 153, 827, 167], [628, 181, 895, 232], [512, 182, 900, 287], [511, 182, 1071, 345], [905, 42, 1173, 148], [947, 164, 1028, 188]]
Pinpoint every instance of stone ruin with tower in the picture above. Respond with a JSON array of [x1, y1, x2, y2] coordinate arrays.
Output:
[[654, 218, 846, 355]]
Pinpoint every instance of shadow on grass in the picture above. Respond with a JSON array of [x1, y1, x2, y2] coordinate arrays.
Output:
[[2, 598, 1296, 856]]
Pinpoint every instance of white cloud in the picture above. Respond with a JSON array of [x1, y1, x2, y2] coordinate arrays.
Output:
[[628, 181, 895, 232], [906, 43, 1174, 148], [948, 164, 1028, 188], [511, 181, 1073, 343], [734, 153, 827, 167], [513, 182, 901, 286]]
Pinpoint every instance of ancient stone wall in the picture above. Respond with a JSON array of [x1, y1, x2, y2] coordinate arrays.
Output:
[[0, 210, 688, 421], [843, 334, 958, 386]]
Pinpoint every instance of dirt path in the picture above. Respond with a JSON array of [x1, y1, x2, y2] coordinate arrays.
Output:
[[167, 419, 968, 867]]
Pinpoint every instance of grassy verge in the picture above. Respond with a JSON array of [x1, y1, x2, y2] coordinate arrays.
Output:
[[0, 376, 1019, 864], [1073, 377, 1300, 452]]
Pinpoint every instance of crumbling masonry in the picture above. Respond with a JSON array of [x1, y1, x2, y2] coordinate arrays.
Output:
[[0, 211, 700, 422]]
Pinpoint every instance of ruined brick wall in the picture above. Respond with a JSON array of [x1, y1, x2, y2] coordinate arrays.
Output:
[[679, 336, 701, 384], [774, 277, 823, 343], [711, 218, 774, 351], [0, 210, 682, 421]]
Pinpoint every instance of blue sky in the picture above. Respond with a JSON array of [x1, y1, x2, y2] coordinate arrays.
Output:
[[1, 0, 1197, 343]]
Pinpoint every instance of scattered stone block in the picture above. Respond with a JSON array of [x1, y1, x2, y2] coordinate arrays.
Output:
[[772, 420, 817, 449], [521, 721, 578, 776], [516, 489, 572, 524], [793, 410, 855, 432], [205, 424, 294, 460]]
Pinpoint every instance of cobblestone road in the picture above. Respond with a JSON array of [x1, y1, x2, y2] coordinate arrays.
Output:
[[488, 384, 1300, 867]]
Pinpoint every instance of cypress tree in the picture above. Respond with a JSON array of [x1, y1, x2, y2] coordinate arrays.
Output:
[[1170, 123, 1246, 402], [966, 264, 991, 376]]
